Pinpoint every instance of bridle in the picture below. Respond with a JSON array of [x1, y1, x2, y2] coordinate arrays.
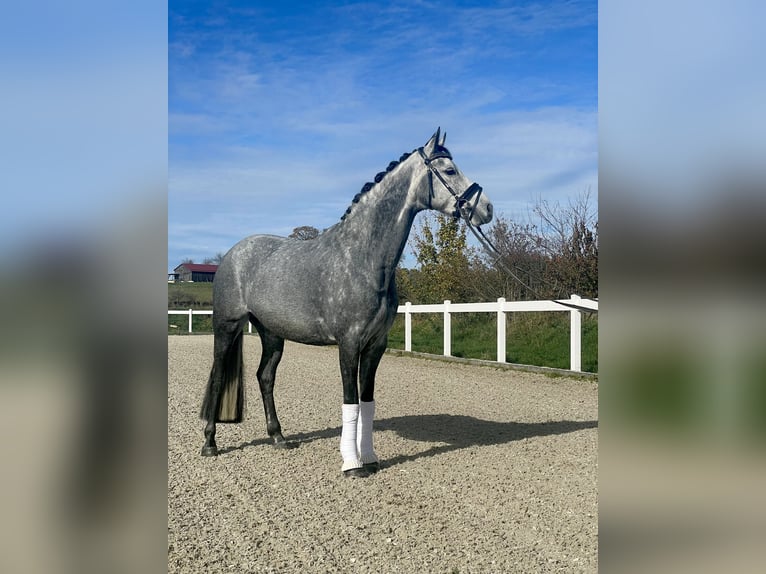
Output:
[[417, 146, 597, 314], [418, 147, 483, 221]]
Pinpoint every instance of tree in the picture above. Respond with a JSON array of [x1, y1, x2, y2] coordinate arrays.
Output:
[[531, 188, 598, 298], [394, 265, 416, 303], [202, 252, 225, 265], [475, 216, 549, 300], [473, 188, 598, 300], [400, 190, 598, 304], [289, 226, 320, 240], [407, 214, 475, 303]]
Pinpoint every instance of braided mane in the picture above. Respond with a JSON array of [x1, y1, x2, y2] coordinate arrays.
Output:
[[340, 150, 414, 221]]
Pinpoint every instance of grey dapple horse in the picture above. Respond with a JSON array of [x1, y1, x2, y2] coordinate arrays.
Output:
[[200, 129, 493, 477]]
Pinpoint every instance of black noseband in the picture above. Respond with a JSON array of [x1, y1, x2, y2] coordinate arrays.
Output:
[[455, 183, 483, 220], [460, 182, 482, 202]]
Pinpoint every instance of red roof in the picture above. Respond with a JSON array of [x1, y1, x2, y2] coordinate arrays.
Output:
[[175, 263, 218, 273]]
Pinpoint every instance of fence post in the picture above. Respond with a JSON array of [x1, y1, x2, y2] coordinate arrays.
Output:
[[443, 300, 451, 357], [188, 308, 193, 334], [404, 302, 412, 352], [570, 294, 582, 372], [497, 297, 506, 363]]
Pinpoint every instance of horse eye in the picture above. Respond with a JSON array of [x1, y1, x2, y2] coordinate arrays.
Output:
[[444, 168, 456, 175]]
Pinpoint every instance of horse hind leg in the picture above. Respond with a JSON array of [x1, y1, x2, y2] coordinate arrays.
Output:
[[253, 324, 290, 448], [200, 318, 246, 456]]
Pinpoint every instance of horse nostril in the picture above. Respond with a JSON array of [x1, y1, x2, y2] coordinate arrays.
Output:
[[487, 203, 493, 215]]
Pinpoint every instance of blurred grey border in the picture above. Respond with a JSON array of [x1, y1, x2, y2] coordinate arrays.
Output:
[[601, 1, 766, 573], [0, 2, 167, 573]]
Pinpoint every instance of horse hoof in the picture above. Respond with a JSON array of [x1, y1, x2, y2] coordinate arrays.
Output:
[[272, 439, 297, 450], [363, 461, 381, 474], [343, 467, 372, 479], [201, 445, 218, 457]]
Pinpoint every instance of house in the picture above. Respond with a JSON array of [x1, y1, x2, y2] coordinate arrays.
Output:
[[173, 263, 218, 282]]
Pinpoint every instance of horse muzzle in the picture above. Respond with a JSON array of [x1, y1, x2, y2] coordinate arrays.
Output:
[[456, 183, 493, 225]]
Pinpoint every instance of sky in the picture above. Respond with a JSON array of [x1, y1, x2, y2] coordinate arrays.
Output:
[[169, 0, 597, 270], [1, 2, 166, 262]]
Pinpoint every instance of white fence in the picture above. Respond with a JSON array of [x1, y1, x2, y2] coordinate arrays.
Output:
[[168, 295, 597, 373], [399, 295, 597, 372], [168, 309, 213, 334]]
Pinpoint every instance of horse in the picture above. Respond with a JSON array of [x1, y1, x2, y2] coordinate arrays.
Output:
[[199, 128, 494, 477]]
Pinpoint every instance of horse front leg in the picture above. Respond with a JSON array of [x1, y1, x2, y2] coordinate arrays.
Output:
[[356, 332, 388, 473], [338, 342, 369, 478]]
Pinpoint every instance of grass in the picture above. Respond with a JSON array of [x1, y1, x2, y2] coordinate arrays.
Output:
[[168, 281, 214, 309], [168, 282, 214, 333], [387, 311, 598, 373], [168, 311, 213, 334], [167, 283, 598, 372]]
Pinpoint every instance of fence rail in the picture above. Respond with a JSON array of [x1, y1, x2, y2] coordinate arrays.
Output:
[[168, 295, 597, 373], [399, 295, 596, 372]]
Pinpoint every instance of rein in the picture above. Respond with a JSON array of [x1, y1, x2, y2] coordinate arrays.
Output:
[[466, 222, 597, 313], [418, 147, 597, 314]]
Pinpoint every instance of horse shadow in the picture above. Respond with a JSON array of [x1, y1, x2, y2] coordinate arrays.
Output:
[[220, 414, 598, 468]]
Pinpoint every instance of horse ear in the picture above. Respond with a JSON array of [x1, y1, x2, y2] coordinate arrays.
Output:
[[440, 130, 447, 146], [425, 127, 441, 153]]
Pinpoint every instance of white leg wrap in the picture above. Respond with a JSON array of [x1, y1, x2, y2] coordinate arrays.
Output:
[[357, 400, 378, 465], [340, 404, 362, 471]]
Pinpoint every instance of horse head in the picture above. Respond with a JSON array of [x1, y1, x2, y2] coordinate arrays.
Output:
[[419, 128, 493, 226]]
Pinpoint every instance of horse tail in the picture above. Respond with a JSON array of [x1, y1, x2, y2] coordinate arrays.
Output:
[[200, 329, 245, 423]]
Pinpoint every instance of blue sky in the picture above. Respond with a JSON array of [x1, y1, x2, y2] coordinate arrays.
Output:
[[169, 0, 597, 270]]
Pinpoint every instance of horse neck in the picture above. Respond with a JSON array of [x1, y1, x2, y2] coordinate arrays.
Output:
[[329, 161, 425, 272]]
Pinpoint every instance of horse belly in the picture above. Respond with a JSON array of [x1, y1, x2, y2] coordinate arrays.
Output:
[[249, 299, 337, 346]]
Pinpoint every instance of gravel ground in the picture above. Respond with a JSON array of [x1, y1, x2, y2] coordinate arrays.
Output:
[[168, 335, 598, 573]]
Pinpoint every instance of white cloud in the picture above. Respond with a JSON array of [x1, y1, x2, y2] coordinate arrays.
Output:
[[168, 104, 596, 267], [168, 1, 597, 268]]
